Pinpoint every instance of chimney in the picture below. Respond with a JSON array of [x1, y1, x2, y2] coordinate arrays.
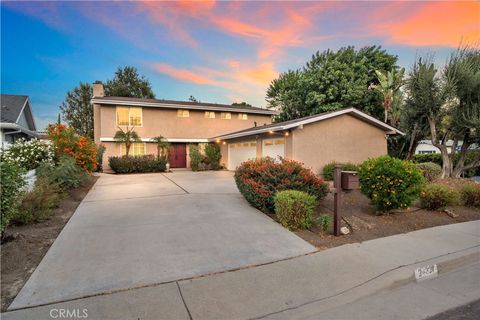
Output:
[[93, 81, 104, 97]]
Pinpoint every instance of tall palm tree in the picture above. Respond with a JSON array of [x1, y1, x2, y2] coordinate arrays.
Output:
[[151, 135, 170, 159], [113, 126, 141, 157], [375, 67, 405, 123]]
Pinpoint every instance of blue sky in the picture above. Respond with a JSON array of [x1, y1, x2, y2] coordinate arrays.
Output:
[[1, 1, 478, 130]]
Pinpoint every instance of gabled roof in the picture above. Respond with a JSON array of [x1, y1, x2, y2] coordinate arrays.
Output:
[[1, 94, 38, 135], [213, 107, 404, 140], [91, 96, 277, 115], [1, 94, 29, 123]]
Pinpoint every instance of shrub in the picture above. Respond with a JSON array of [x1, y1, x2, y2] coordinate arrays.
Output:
[[359, 155, 425, 212], [47, 124, 97, 172], [108, 155, 167, 174], [0, 160, 26, 233], [13, 178, 62, 224], [461, 184, 480, 208], [274, 190, 317, 230], [95, 144, 106, 172], [416, 162, 442, 182], [205, 143, 222, 170], [37, 156, 88, 190], [412, 153, 442, 165], [420, 183, 460, 210], [0, 138, 54, 170], [318, 214, 332, 233], [323, 162, 359, 180], [235, 157, 328, 213], [189, 144, 202, 171]]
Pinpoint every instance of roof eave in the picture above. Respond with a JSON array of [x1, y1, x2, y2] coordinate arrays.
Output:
[[91, 98, 278, 115]]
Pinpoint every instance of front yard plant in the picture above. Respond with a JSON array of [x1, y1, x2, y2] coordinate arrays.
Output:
[[359, 155, 425, 212], [205, 143, 222, 170], [108, 155, 167, 173], [416, 162, 442, 182], [323, 162, 359, 180], [420, 183, 460, 210], [189, 143, 222, 171], [48, 124, 97, 172], [0, 138, 54, 170], [13, 178, 62, 224], [461, 184, 480, 208], [235, 157, 328, 213], [0, 159, 26, 235], [37, 156, 88, 190], [274, 190, 317, 230]]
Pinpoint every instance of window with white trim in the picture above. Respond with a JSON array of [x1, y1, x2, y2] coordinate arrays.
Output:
[[221, 112, 231, 119], [120, 143, 146, 156], [238, 113, 248, 120], [116, 107, 143, 126], [177, 109, 190, 117], [205, 111, 216, 118]]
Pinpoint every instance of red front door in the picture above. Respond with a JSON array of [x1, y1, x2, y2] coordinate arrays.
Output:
[[169, 143, 187, 168]]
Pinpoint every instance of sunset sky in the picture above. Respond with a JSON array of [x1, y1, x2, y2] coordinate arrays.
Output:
[[1, 1, 479, 129]]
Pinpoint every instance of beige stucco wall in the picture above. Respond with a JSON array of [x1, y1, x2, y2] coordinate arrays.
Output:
[[96, 105, 272, 140], [219, 114, 387, 174], [291, 114, 387, 175]]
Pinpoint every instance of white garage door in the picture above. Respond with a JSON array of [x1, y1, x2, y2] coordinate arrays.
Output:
[[228, 141, 257, 170], [263, 138, 285, 161]]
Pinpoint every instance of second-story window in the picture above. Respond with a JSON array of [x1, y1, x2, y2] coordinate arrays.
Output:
[[205, 111, 216, 118], [221, 112, 231, 119], [177, 109, 190, 118], [117, 107, 142, 126], [238, 113, 248, 120]]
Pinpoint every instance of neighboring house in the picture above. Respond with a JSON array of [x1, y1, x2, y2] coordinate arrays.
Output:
[[0, 94, 38, 148], [91, 82, 276, 169], [414, 140, 469, 155], [214, 108, 403, 174]]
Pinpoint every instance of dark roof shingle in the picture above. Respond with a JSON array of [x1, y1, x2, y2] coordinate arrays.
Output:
[[1, 94, 29, 123]]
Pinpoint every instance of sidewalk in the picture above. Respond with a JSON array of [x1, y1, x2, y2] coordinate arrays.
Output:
[[3, 220, 479, 320]]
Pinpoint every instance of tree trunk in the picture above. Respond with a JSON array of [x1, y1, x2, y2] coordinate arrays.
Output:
[[406, 123, 419, 160], [428, 116, 452, 178]]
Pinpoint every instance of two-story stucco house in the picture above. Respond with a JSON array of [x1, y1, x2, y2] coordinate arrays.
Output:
[[92, 82, 276, 170], [92, 82, 403, 174]]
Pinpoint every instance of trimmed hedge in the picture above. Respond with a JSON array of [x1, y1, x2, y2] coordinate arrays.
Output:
[[234, 157, 328, 213], [420, 183, 460, 210], [109, 155, 167, 174], [205, 143, 222, 170], [416, 162, 442, 182], [274, 190, 317, 230], [359, 155, 425, 212], [323, 162, 359, 180], [461, 184, 480, 208]]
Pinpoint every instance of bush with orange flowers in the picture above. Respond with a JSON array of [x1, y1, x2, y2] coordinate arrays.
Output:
[[47, 124, 97, 172]]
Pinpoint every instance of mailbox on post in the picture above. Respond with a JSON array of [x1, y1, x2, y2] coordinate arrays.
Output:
[[341, 171, 359, 190]]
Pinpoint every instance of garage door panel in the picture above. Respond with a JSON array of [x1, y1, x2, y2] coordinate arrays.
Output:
[[228, 141, 257, 170], [263, 138, 285, 160]]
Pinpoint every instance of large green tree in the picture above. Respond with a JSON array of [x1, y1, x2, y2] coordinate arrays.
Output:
[[59, 82, 94, 139], [104, 66, 155, 99], [267, 46, 398, 122], [405, 48, 480, 178]]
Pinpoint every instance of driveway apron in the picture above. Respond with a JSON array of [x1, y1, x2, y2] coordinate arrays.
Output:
[[10, 171, 315, 310]]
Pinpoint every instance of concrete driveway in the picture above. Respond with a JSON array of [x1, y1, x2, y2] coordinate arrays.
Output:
[[10, 171, 315, 310]]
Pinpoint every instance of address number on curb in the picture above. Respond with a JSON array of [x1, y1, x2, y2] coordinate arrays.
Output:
[[414, 264, 438, 282]]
